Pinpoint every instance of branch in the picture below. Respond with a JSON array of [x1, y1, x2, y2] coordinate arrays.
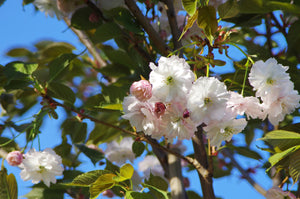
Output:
[[265, 13, 273, 57], [124, 0, 170, 56], [222, 148, 267, 196], [160, 0, 183, 51], [63, 17, 107, 68], [45, 96, 210, 179], [192, 127, 216, 199]]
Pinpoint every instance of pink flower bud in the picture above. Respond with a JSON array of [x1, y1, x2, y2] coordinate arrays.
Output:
[[6, 151, 23, 166], [155, 102, 166, 118], [89, 12, 100, 23], [130, 80, 152, 101]]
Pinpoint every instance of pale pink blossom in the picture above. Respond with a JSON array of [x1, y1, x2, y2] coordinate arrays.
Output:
[[6, 151, 23, 166], [204, 117, 247, 148], [19, 148, 63, 187], [105, 137, 135, 166], [149, 56, 194, 102], [248, 58, 290, 97], [162, 102, 197, 141], [227, 91, 264, 119], [130, 80, 152, 102], [261, 86, 300, 126], [187, 77, 230, 125], [266, 186, 296, 199], [33, 0, 63, 19]]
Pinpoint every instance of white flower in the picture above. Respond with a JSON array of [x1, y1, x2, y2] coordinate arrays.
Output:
[[19, 148, 63, 187], [204, 118, 247, 148], [266, 187, 296, 199], [149, 56, 195, 102], [227, 91, 264, 119], [33, 0, 62, 19], [105, 137, 135, 166], [122, 96, 164, 138], [187, 77, 230, 125], [162, 102, 197, 141], [261, 86, 300, 126], [138, 155, 164, 178], [248, 58, 290, 97]]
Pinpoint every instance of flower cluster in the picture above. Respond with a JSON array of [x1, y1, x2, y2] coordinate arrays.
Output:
[[249, 58, 300, 125], [122, 56, 300, 148], [19, 148, 64, 187]]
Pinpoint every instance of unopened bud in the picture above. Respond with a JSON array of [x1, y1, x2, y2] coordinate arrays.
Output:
[[102, 189, 114, 198], [155, 102, 166, 118], [130, 80, 152, 101], [6, 151, 23, 166], [89, 12, 100, 23]]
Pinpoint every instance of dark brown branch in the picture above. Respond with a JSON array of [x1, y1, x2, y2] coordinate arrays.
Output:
[[46, 96, 210, 179], [296, 179, 300, 198], [270, 12, 287, 38], [124, 0, 170, 56], [160, 0, 183, 51], [222, 148, 267, 196], [265, 13, 273, 57], [192, 127, 216, 199]]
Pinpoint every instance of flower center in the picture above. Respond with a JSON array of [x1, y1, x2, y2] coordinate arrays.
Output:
[[222, 127, 234, 138], [166, 76, 174, 85], [266, 78, 275, 85], [204, 97, 212, 105], [38, 166, 46, 173]]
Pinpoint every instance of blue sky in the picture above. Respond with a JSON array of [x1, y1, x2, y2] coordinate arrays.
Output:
[[0, 1, 274, 198]]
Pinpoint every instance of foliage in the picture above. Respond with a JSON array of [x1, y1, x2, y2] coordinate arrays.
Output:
[[1, 0, 300, 198]]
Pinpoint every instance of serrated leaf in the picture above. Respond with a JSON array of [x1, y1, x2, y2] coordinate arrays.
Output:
[[75, 143, 105, 165], [267, 145, 300, 172], [6, 173, 17, 199], [65, 170, 112, 187], [90, 173, 116, 199], [47, 82, 76, 105], [144, 173, 168, 191], [132, 141, 145, 157], [182, 0, 198, 16], [125, 191, 153, 199], [289, 149, 300, 183], [197, 6, 218, 44], [142, 182, 169, 199], [4, 62, 37, 83], [48, 53, 77, 83], [260, 130, 300, 152], [114, 163, 134, 182], [71, 6, 102, 30], [218, 0, 239, 19]]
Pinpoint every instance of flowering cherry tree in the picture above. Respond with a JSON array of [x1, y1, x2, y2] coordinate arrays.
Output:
[[1, 0, 300, 199]]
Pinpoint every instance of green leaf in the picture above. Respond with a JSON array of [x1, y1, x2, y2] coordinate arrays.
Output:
[[228, 146, 262, 160], [0, 137, 19, 152], [71, 6, 102, 30], [125, 191, 153, 199], [182, 0, 198, 16], [186, 190, 203, 199], [209, 59, 226, 66], [289, 149, 300, 183], [267, 145, 300, 172], [102, 46, 136, 68], [179, 11, 198, 41], [142, 182, 169, 199], [65, 170, 112, 187], [238, 0, 264, 13], [92, 22, 123, 43], [197, 6, 218, 43], [132, 141, 145, 157], [75, 143, 105, 165], [4, 62, 38, 83], [266, 1, 300, 15], [41, 42, 75, 58], [90, 173, 116, 199], [144, 174, 168, 191], [62, 119, 87, 143], [48, 53, 77, 83], [6, 173, 17, 199], [218, 0, 239, 19], [260, 130, 300, 152], [287, 20, 300, 57], [47, 82, 76, 105], [95, 103, 123, 111], [114, 163, 134, 182], [6, 48, 32, 57]]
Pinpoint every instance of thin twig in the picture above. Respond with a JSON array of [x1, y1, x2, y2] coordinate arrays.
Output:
[[46, 96, 210, 179], [222, 148, 267, 196], [265, 13, 273, 57], [63, 17, 107, 68], [124, 0, 170, 56]]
